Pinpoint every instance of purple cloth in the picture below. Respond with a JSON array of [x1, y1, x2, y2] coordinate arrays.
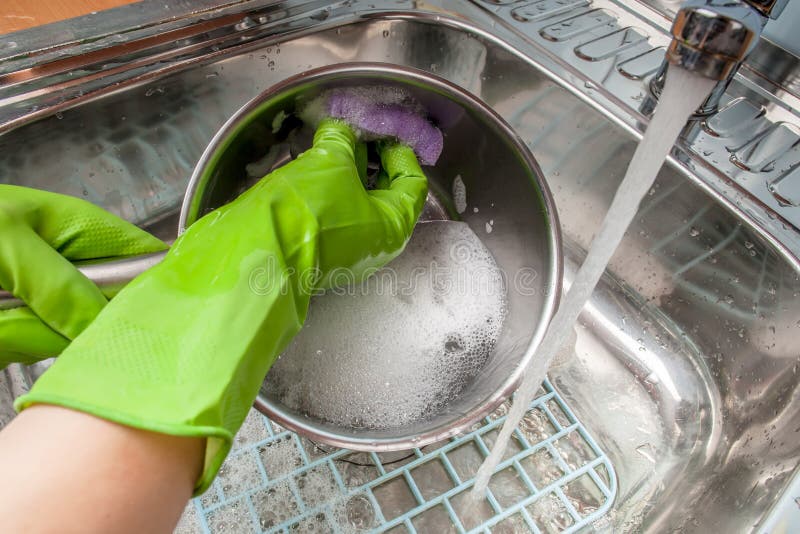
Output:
[[327, 90, 443, 166]]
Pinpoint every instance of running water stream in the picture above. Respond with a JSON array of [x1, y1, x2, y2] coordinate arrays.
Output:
[[472, 67, 717, 496]]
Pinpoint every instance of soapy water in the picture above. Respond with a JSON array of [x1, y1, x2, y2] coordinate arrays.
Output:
[[264, 221, 507, 429], [471, 67, 717, 496], [251, 473, 377, 532]]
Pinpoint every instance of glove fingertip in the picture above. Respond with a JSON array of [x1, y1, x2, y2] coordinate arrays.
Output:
[[380, 144, 425, 180]]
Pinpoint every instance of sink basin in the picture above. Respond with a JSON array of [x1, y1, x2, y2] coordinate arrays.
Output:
[[1, 2, 798, 532]]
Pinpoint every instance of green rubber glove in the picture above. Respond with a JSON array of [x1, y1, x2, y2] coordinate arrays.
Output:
[[0, 185, 167, 367], [16, 119, 428, 494]]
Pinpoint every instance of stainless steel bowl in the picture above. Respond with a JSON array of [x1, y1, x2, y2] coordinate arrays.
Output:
[[185, 62, 563, 450]]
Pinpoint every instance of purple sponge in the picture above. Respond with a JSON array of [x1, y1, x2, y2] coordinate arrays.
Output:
[[305, 87, 444, 166]]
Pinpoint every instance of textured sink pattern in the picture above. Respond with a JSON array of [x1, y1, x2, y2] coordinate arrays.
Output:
[[0, 3, 798, 532]]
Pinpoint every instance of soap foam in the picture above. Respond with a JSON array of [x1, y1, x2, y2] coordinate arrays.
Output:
[[264, 222, 507, 430]]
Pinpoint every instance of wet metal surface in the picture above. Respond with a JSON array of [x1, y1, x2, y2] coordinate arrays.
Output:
[[1, 3, 799, 532]]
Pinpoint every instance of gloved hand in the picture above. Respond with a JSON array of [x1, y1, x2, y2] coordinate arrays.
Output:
[[0, 185, 167, 367], [16, 119, 428, 494]]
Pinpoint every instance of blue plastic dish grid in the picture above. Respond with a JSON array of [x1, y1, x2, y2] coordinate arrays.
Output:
[[180, 379, 616, 533]]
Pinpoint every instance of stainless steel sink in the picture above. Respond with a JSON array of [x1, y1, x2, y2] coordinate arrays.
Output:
[[1, 0, 798, 531]]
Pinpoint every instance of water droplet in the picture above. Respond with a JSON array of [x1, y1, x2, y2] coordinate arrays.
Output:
[[345, 495, 375, 528], [310, 8, 331, 21], [235, 16, 257, 30], [767, 284, 776, 295]]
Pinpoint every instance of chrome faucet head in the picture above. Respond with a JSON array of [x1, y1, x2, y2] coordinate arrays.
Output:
[[666, 0, 763, 81], [646, 0, 777, 117]]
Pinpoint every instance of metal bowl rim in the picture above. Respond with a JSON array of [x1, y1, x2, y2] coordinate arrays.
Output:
[[182, 61, 563, 451]]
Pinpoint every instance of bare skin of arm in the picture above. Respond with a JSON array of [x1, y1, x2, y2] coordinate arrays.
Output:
[[0, 405, 204, 534]]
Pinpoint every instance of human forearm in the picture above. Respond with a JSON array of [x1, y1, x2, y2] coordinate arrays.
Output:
[[0, 405, 202, 534]]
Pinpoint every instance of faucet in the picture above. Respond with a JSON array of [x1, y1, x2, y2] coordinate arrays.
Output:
[[648, 0, 790, 116]]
